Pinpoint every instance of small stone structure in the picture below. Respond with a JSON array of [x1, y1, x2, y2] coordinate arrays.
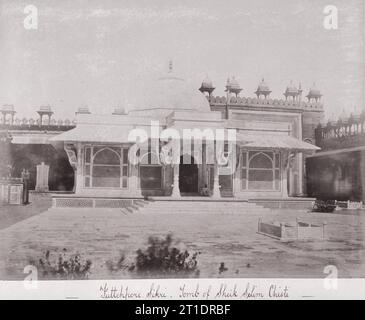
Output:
[[0, 177, 24, 205], [257, 218, 326, 240], [345, 201, 364, 210], [35, 162, 49, 192]]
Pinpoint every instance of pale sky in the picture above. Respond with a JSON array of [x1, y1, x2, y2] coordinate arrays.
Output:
[[0, 0, 364, 120]]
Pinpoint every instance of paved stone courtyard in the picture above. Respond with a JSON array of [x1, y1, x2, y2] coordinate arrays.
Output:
[[0, 193, 52, 230], [0, 202, 364, 280]]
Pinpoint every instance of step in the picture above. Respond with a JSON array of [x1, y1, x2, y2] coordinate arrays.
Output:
[[137, 202, 274, 215]]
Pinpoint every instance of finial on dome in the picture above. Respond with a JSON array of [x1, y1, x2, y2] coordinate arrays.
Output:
[[168, 59, 173, 73]]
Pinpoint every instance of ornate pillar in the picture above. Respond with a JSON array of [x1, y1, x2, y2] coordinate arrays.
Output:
[[129, 163, 141, 197], [64, 144, 77, 192], [298, 152, 304, 196], [283, 151, 289, 198], [233, 150, 240, 198], [75, 142, 83, 192], [171, 164, 181, 198], [282, 151, 296, 198], [211, 162, 221, 198]]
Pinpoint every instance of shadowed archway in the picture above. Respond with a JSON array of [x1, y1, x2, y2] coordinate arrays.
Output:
[[179, 155, 198, 194]]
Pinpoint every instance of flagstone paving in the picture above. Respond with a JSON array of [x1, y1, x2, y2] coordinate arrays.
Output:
[[0, 193, 51, 230], [0, 204, 364, 280]]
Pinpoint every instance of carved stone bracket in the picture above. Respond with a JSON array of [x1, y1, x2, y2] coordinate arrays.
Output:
[[64, 144, 77, 170], [284, 151, 296, 169]]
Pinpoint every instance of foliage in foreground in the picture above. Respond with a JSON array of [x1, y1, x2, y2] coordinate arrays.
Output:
[[31, 249, 92, 280], [135, 233, 200, 276], [312, 199, 336, 213], [31, 234, 200, 279], [106, 233, 200, 277]]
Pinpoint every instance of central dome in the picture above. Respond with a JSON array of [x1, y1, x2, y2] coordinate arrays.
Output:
[[129, 71, 211, 114]]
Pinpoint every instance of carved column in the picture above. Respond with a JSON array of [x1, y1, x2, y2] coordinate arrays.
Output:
[[282, 151, 296, 198], [282, 151, 289, 198], [232, 146, 240, 197], [171, 164, 181, 198], [64, 143, 78, 193], [211, 162, 221, 198], [129, 163, 141, 197], [75, 142, 83, 192]]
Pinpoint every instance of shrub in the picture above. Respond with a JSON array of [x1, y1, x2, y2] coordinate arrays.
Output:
[[312, 200, 336, 213], [105, 253, 135, 273], [32, 249, 92, 280], [134, 233, 200, 277]]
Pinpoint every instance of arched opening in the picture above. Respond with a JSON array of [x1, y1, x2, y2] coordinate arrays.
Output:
[[139, 151, 163, 190], [92, 148, 120, 187], [179, 154, 198, 194], [248, 152, 275, 190]]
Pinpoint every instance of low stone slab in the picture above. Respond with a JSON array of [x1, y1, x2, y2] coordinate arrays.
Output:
[[257, 218, 326, 240]]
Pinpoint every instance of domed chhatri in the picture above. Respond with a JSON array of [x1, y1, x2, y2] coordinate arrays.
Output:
[[1, 104, 16, 125], [255, 78, 271, 99], [306, 83, 322, 102], [37, 105, 54, 125], [199, 76, 215, 97], [225, 76, 242, 97], [283, 81, 301, 101]]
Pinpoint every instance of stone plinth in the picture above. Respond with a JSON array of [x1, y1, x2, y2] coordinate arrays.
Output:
[[35, 162, 49, 192]]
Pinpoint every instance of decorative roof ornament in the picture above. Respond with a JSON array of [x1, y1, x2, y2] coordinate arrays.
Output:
[[306, 82, 322, 102], [1, 104, 15, 112], [255, 78, 271, 99], [284, 80, 299, 100], [37, 105, 53, 125], [158, 60, 184, 82], [225, 76, 242, 96], [37, 105, 53, 115], [199, 75, 215, 96], [1, 104, 16, 125]]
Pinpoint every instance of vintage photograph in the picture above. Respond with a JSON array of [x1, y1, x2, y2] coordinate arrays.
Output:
[[0, 0, 364, 299]]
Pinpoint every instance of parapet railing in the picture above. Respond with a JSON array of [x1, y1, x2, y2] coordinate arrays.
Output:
[[0, 119, 76, 131], [208, 95, 323, 111], [315, 118, 365, 150]]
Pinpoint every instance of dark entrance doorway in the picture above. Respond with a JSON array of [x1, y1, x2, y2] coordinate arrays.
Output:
[[179, 155, 198, 194]]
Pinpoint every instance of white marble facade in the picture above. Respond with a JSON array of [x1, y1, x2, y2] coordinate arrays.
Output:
[[51, 70, 318, 199]]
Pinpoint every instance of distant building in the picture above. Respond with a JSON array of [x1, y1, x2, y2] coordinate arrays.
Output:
[[306, 109, 365, 201]]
